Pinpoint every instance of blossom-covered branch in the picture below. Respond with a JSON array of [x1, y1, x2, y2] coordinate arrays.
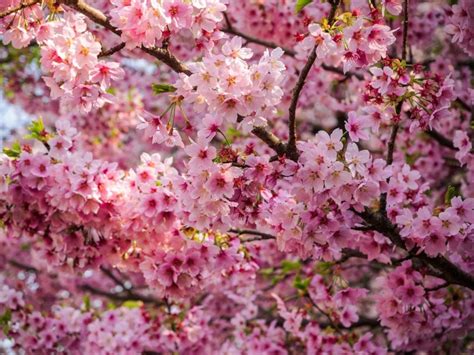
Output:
[[59, 0, 192, 75], [1, 0, 473, 353]]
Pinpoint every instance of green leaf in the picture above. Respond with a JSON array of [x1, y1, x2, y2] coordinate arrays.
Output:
[[260, 268, 274, 278], [152, 83, 177, 95], [444, 185, 460, 205], [315, 261, 333, 275], [83, 295, 91, 312], [226, 127, 241, 141], [0, 309, 12, 335], [405, 152, 421, 165], [295, 0, 313, 13], [281, 260, 301, 273], [122, 300, 142, 309], [28, 118, 45, 135], [25, 118, 51, 143], [293, 275, 310, 291], [106, 87, 117, 95], [3, 141, 21, 158]]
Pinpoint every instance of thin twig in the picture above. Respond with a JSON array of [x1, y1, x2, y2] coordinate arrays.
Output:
[[222, 13, 296, 57], [99, 43, 126, 57], [287, 45, 317, 161], [229, 229, 276, 241], [100, 266, 129, 290], [380, 120, 400, 213], [380, 1, 409, 215], [286, 0, 341, 161], [80, 284, 164, 306], [401, 0, 409, 62], [223, 14, 363, 80], [306, 295, 342, 334], [425, 282, 450, 292], [8, 259, 38, 273]]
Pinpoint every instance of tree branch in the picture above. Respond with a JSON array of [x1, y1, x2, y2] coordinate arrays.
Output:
[[251, 127, 287, 157], [222, 13, 296, 57], [426, 129, 474, 154], [60, 1, 297, 155], [286, 0, 341, 161], [229, 229, 276, 242], [380, 1, 409, 215], [59, 0, 191, 75], [80, 284, 164, 306], [427, 129, 457, 150], [357, 209, 474, 290], [99, 42, 125, 57], [8, 259, 38, 273], [401, 0, 409, 61], [0, 0, 39, 19], [287, 45, 317, 161], [223, 13, 363, 81]]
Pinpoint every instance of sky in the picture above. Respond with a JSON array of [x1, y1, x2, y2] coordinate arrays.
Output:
[[0, 94, 32, 146]]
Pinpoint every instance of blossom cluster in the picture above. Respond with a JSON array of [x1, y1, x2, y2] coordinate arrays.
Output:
[[109, 0, 227, 51], [39, 13, 124, 114], [377, 261, 473, 351], [345, 59, 456, 140], [176, 39, 286, 130], [446, 0, 474, 56], [1, 119, 245, 299], [296, 12, 396, 73], [0, 0, 473, 353], [1, 0, 42, 48]]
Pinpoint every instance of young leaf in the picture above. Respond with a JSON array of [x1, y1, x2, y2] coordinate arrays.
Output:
[[0, 309, 12, 335], [444, 185, 460, 205], [83, 295, 91, 311], [28, 118, 45, 136], [25, 118, 51, 143], [281, 260, 301, 273], [3, 141, 21, 158], [295, 0, 313, 13], [152, 83, 177, 95], [122, 300, 142, 309]]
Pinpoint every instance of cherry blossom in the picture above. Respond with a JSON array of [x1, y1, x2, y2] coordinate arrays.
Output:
[[0, 0, 473, 353]]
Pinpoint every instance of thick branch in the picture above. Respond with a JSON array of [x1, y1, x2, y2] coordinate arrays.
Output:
[[251, 127, 287, 157], [427, 129, 456, 150], [426, 129, 474, 154], [0, 0, 39, 19], [358, 209, 474, 290]]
